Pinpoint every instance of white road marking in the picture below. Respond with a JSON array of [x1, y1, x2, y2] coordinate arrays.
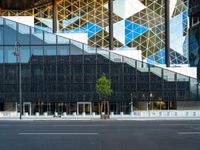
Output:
[[18, 132, 99, 135], [178, 132, 200, 135], [0, 124, 107, 127], [50, 125, 107, 127], [160, 124, 200, 126]]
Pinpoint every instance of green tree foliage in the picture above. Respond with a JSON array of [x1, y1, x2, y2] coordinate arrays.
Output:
[[96, 74, 112, 100]]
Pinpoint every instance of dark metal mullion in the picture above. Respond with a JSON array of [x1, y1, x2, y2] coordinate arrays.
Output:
[[69, 40, 72, 103], [188, 77, 191, 100], [82, 43, 85, 101], [95, 48, 98, 102], [122, 57, 125, 102], [42, 31, 46, 108], [29, 26, 32, 102], [55, 35, 58, 100], [165, 0, 170, 67], [135, 61, 137, 96], [108, 0, 114, 50], [175, 73, 177, 108], [3, 18, 7, 63], [16, 22, 20, 112], [2, 18, 5, 98], [109, 52, 111, 79], [109, 52, 111, 102], [63, 46, 67, 100], [161, 69, 164, 102], [95, 48, 98, 81], [148, 65, 151, 97]]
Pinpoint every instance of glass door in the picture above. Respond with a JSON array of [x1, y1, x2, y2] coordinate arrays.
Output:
[[23, 102, 31, 115], [77, 102, 91, 115], [85, 103, 91, 115], [77, 103, 84, 115]]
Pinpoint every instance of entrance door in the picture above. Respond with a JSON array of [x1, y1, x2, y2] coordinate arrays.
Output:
[[23, 102, 31, 115], [77, 102, 92, 115]]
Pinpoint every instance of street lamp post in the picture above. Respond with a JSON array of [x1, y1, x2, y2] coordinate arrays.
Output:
[[13, 42, 22, 120]]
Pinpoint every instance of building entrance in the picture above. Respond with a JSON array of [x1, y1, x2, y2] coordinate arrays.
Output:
[[23, 102, 31, 115], [77, 102, 92, 115]]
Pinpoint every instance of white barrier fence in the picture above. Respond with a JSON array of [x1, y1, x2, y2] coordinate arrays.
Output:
[[110, 110, 200, 118], [0, 111, 18, 117], [1, 110, 200, 118]]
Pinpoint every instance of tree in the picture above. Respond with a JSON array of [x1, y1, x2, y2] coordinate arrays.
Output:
[[96, 74, 112, 117]]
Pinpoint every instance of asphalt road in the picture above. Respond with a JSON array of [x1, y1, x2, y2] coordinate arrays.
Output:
[[0, 120, 200, 150]]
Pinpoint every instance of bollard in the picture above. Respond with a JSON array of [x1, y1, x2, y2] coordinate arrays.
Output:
[[44, 112, 48, 117], [73, 112, 76, 116], [54, 112, 58, 117], [110, 112, 114, 117], [120, 112, 124, 117], [24, 112, 29, 117], [35, 112, 39, 116], [63, 112, 67, 117], [130, 112, 134, 117], [92, 112, 96, 117]]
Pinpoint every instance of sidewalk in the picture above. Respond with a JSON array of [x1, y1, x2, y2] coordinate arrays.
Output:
[[1, 110, 200, 121], [1, 115, 200, 121]]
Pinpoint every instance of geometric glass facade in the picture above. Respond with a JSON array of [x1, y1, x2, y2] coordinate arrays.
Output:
[[0, 17, 199, 114], [189, 0, 200, 80], [1, 0, 189, 65]]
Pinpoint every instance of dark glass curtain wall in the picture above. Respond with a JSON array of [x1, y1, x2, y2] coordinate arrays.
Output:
[[0, 17, 199, 107]]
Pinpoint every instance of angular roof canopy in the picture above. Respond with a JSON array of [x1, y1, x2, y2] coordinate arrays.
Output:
[[0, 0, 52, 10]]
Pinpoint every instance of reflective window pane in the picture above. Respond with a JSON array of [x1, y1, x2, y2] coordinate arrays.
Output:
[[21, 46, 30, 63], [31, 28, 43, 45], [4, 20, 17, 45], [58, 46, 69, 56], [57, 36, 69, 44], [5, 46, 16, 63], [18, 24, 30, 45], [44, 32, 56, 45], [31, 46, 43, 56], [44, 46, 56, 56]]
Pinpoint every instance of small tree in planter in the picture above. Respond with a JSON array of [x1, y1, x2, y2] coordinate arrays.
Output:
[[96, 74, 112, 119]]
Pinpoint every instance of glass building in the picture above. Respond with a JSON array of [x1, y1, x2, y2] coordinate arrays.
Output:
[[0, 0, 189, 64], [189, 0, 200, 80], [0, 17, 199, 115], [0, 0, 199, 115]]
